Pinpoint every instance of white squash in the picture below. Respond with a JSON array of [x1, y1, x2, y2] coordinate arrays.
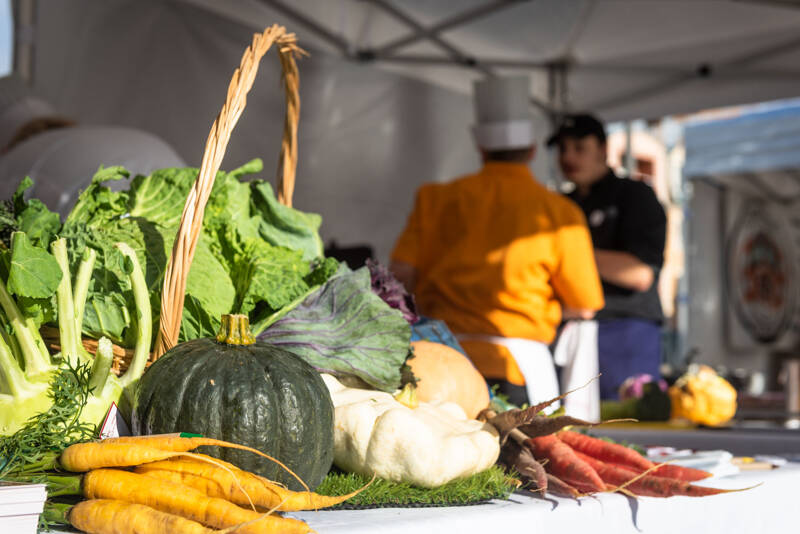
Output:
[[321, 374, 500, 488]]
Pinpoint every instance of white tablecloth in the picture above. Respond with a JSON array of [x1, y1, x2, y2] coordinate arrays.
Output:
[[287, 464, 800, 534]]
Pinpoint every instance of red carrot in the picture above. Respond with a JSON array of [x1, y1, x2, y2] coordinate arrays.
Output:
[[574, 451, 743, 498], [524, 435, 605, 493], [646, 463, 711, 482], [558, 431, 712, 481], [558, 431, 653, 470]]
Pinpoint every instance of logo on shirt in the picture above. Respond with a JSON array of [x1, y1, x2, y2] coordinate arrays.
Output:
[[588, 206, 618, 228]]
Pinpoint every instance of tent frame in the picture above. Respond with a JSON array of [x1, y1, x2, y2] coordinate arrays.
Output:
[[260, 0, 800, 119]]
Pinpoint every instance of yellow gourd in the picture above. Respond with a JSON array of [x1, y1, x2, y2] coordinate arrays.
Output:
[[668, 365, 737, 427], [408, 341, 490, 419]]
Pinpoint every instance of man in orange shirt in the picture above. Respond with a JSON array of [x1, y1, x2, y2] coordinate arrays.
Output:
[[390, 76, 604, 406]]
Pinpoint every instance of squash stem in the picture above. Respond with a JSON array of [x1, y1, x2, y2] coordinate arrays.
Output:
[[216, 314, 255, 346]]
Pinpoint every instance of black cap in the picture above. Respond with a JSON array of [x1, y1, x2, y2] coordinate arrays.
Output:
[[547, 113, 607, 147]]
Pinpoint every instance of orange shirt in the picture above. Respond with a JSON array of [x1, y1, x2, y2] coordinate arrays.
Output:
[[391, 162, 604, 384]]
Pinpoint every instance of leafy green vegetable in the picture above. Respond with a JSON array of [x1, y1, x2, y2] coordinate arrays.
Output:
[[12, 177, 61, 247], [250, 181, 323, 261], [7, 232, 62, 299], [232, 238, 310, 317], [53, 159, 331, 345], [258, 267, 411, 392]]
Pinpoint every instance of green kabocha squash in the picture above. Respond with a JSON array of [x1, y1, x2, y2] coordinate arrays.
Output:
[[131, 314, 334, 490]]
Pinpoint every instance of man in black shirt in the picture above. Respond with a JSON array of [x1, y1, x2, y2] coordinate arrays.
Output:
[[549, 114, 667, 399]]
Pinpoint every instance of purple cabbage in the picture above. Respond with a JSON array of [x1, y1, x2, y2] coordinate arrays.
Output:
[[366, 259, 419, 324]]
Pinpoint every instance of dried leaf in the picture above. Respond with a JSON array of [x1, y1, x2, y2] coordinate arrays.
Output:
[[518, 415, 597, 440]]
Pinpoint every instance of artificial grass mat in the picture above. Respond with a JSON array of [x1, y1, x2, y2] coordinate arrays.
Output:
[[314, 466, 518, 509]]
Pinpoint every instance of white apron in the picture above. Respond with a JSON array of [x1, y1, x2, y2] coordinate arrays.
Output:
[[457, 334, 560, 412], [553, 320, 600, 421]]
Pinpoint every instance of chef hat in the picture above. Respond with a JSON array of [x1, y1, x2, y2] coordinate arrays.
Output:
[[472, 75, 534, 150], [0, 75, 56, 150]]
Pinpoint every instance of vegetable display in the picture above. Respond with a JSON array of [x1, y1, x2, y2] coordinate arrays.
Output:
[[322, 374, 500, 488], [132, 314, 335, 490]]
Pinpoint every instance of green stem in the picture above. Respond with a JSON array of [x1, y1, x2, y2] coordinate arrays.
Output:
[[43, 501, 73, 527], [116, 242, 152, 389], [0, 279, 51, 375], [72, 248, 96, 338], [0, 313, 22, 367], [51, 238, 83, 367], [8, 452, 60, 475], [0, 330, 34, 398], [73, 247, 97, 361], [216, 314, 255, 346], [45, 473, 83, 497], [89, 337, 114, 394]]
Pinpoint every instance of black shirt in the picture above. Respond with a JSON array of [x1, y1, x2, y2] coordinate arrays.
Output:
[[567, 170, 667, 323]]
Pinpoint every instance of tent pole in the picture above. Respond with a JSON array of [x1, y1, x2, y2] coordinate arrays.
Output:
[[12, 0, 36, 84]]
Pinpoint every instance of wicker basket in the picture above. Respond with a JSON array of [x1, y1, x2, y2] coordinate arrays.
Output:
[[44, 25, 304, 374]]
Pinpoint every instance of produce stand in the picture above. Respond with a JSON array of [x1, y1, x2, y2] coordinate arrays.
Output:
[[4, 16, 799, 534], [46, 465, 797, 534]]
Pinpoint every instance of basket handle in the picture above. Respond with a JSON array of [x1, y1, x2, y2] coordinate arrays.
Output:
[[153, 25, 302, 359]]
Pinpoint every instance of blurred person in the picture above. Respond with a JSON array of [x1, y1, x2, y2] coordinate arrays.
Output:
[[0, 75, 185, 216], [390, 76, 604, 407], [549, 114, 667, 400]]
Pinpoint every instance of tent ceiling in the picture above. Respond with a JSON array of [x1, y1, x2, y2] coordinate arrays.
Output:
[[183, 0, 800, 121]]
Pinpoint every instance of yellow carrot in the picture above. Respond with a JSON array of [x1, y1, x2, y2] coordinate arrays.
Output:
[[58, 442, 233, 472], [83, 468, 312, 534], [136, 457, 367, 511], [103, 434, 308, 490], [69, 499, 214, 534], [68, 499, 297, 534]]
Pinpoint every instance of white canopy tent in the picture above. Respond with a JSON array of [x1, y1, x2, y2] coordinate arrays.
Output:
[[178, 0, 800, 121], [10, 0, 800, 261]]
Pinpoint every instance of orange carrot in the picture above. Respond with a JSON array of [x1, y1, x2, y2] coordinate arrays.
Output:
[[103, 434, 307, 490], [83, 469, 312, 533], [574, 451, 742, 498], [135, 457, 366, 511], [524, 435, 605, 493]]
